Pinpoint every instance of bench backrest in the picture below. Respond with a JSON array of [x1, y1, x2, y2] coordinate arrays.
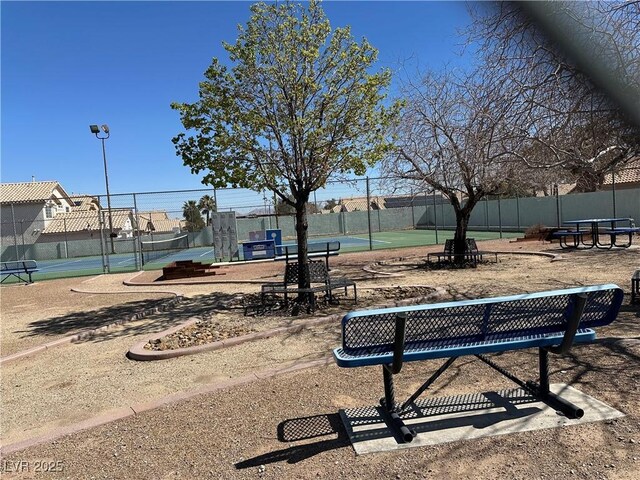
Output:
[[444, 239, 477, 254], [282, 241, 340, 257], [341, 284, 623, 355], [1, 260, 37, 272], [284, 261, 328, 285]]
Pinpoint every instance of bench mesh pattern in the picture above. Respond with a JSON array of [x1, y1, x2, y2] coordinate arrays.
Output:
[[342, 289, 618, 355], [284, 261, 328, 284]]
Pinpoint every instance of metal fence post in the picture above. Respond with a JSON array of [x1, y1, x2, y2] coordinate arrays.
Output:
[[20, 220, 27, 260], [485, 197, 489, 231], [133, 193, 142, 270], [555, 185, 560, 228], [366, 177, 373, 251], [98, 208, 109, 273], [498, 194, 503, 239], [516, 194, 521, 231], [433, 191, 439, 245], [10, 203, 19, 261], [612, 167, 617, 217], [63, 217, 69, 258]]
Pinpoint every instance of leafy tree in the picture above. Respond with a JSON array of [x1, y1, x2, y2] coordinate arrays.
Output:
[[182, 200, 205, 232], [275, 196, 319, 215], [198, 194, 216, 226], [172, 0, 398, 293]]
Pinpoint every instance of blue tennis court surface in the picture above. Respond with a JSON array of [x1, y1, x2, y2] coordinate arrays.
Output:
[[21, 229, 518, 280]]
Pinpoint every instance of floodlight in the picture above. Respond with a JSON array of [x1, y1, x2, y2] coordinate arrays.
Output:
[[101, 124, 110, 134], [89, 125, 100, 134]]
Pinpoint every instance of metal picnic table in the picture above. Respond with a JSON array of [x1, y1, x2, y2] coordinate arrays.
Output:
[[563, 217, 638, 250]]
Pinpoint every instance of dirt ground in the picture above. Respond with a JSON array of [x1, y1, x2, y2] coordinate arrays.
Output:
[[1, 238, 639, 479]]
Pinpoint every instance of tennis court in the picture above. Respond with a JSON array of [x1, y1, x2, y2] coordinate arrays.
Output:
[[10, 229, 518, 281]]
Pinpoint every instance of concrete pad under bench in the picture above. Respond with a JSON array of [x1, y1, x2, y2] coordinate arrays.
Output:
[[340, 383, 624, 455]]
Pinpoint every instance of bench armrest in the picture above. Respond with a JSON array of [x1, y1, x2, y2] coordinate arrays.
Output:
[[391, 312, 407, 374], [546, 293, 587, 355]]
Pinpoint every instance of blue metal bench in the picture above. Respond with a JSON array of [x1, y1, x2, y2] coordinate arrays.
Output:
[[333, 284, 623, 442], [275, 241, 341, 271], [0, 260, 39, 284]]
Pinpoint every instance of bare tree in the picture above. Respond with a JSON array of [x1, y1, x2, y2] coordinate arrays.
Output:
[[466, 1, 640, 191], [384, 68, 516, 260]]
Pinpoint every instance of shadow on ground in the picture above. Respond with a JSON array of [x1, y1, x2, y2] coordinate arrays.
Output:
[[235, 413, 350, 468], [19, 292, 245, 343]]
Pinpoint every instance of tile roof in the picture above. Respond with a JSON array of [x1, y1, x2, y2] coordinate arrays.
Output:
[[1, 181, 71, 204], [69, 196, 100, 211], [137, 211, 184, 233], [603, 158, 640, 186], [332, 196, 385, 212], [42, 209, 133, 234]]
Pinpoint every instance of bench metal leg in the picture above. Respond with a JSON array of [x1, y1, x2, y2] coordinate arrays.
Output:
[[381, 365, 415, 443], [476, 351, 584, 419]]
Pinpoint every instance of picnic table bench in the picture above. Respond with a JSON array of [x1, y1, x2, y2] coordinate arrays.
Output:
[[0, 260, 39, 284], [275, 241, 341, 271], [427, 238, 497, 266], [601, 227, 640, 248], [551, 230, 585, 249], [333, 284, 623, 443], [255, 260, 356, 314]]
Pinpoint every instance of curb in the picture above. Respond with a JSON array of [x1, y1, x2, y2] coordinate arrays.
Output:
[[127, 287, 445, 361], [0, 295, 183, 366], [0, 357, 333, 456]]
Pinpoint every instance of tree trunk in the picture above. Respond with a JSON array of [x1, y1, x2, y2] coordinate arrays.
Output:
[[295, 195, 310, 299], [453, 209, 470, 265]]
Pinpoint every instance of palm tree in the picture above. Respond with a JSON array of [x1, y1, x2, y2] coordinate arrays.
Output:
[[182, 200, 205, 232], [198, 194, 216, 226]]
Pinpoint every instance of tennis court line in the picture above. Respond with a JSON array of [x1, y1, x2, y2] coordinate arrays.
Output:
[[347, 235, 392, 244], [37, 259, 85, 271], [199, 249, 215, 257]]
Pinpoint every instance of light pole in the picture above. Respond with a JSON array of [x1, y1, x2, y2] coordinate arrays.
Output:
[[90, 124, 115, 254]]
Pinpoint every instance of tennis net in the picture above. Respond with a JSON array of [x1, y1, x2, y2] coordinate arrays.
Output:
[[140, 235, 189, 265]]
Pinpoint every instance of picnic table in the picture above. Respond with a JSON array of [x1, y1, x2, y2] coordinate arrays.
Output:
[[559, 218, 639, 250]]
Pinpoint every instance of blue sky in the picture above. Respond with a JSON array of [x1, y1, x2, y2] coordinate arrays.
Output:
[[2, 1, 475, 198]]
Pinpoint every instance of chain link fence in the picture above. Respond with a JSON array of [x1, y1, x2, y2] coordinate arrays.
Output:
[[2, 177, 638, 279]]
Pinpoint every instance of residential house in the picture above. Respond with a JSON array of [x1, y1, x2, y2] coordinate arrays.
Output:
[[1, 180, 76, 242], [137, 211, 184, 235], [601, 158, 640, 191]]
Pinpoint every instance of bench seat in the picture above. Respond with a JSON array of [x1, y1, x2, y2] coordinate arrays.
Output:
[[334, 328, 596, 367], [601, 227, 640, 248], [551, 230, 585, 249]]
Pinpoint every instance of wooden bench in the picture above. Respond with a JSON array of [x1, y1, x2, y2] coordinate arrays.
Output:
[[551, 230, 585, 249], [0, 260, 39, 284], [427, 238, 497, 266], [260, 260, 356, 313], [275, 241, 341, 271], [333, 284, 623, 443], [632, 270, 640, 305]]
